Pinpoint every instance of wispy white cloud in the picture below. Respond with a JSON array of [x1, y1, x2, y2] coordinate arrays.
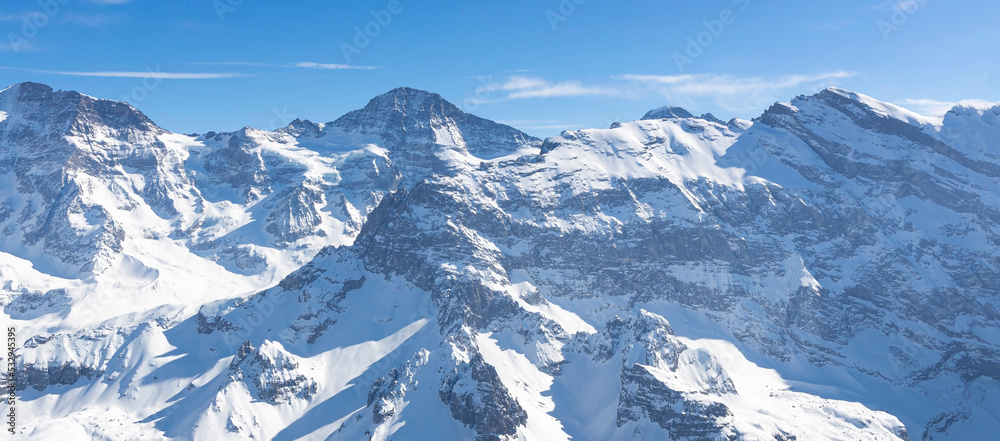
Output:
[[873, 0, 940, 11], [0, 12, 47, 22], [1, 61, 378, 80], [294, 62, 379, 71], [474, 72, 854, 105], [475, 75, 618, 101], [902, 98, 999, 116], [1, 5, 129, 26], [892, 0, 925, 9], [496, 119, 567, 125], [612, 74, 694, 85], [496, 119, 580, 130], [468, 71, 858, 117], [900, 98, 955, 115], [614, 71, 857, 113], [0, 41, 38, 52], [60, 13, 127, 27], [189, 61, 380, 70], [799, 19, 857, 31], [47, 71, 244, 79], [615, 72, 856, 96], [510, 83, 610, 99], [189, 61, 275, 67], [0, 67, 243, 79]]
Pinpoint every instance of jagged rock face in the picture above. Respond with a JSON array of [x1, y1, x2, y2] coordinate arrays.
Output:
[[0, 82, 161, 151], [596, 313, 740, 440], [202, 130, 275, 202], [0, 82, 412, 281], [315, 90, 987, 438], [263, 183, 327, 243], [2, 288, 70, 320], [728, 91, 1000, 357], [277, 119, 326, 139], [618, 365, 738, 440], [1, 84, 997, 440], [228, 341, 318, 404], [0, 81, 166, 195], [0, 83, 175, 274], [439, 353, 528, 440]]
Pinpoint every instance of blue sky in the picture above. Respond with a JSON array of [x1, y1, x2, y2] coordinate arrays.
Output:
[[1, 0, 998, 137]]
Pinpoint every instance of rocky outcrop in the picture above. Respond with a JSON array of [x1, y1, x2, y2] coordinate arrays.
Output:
[[439, 353, 528, 441]]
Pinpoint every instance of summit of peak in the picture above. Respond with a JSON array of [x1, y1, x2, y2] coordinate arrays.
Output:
[[0, 81, 161, 138], [754, 87, 943, 129], [354, 87, 461, 118], [2, 81, 55, 96], [332, 87, 540, 160], [379, 86, 442, 98], [641, 106, 695, 121]]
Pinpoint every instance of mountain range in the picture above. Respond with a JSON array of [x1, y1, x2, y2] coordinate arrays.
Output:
[[1, 81, 998, 440]]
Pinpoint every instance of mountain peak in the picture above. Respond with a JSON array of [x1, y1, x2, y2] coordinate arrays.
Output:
[[276, 118, 325, 138], [381, 86, 441, 98], [641, 105, 743, 130], [0, 82, 72, 110], [0, 81, 112, 111], [754, 87, 941, 130], [354, 86, 461, 121], [945, 100, 1000, 118], [332, 87, 540, 160], [0, 81, 161, 142], [821, 86, 857, 99], [1, 81, 56, 98], [641, 106, 695, 120], [331, 87, 465, 142]]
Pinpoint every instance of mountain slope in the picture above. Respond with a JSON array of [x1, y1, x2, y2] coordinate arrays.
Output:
[[3, 84, 999, 440]]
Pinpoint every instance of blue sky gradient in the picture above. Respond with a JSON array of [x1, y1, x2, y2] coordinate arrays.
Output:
[[1, 0, 998, 137]]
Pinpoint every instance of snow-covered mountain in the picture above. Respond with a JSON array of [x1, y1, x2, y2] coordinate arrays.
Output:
[[2, 82, 998, 440]]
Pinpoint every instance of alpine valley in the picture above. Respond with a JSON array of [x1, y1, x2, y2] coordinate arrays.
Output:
[[1, 81, 998, 440]]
